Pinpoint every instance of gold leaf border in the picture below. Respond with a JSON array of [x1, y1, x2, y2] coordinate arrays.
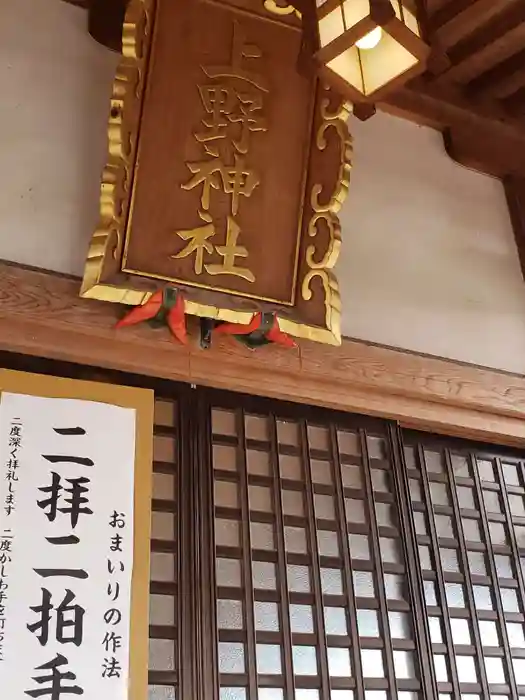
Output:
[[80, 1, 352, 343], [279, 90, 352, 346]]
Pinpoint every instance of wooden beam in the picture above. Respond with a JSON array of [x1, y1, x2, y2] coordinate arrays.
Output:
[[504, 176, 525, 284], [443, 125, 525, 179], [382, 82, 525, 141], [1, 263, 525, 446], [433, 2, 525, 85], [430, 0, 516, 51], [466, 48, 525, 100]]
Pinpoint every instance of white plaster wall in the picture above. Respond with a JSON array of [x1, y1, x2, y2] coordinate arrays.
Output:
[[3, 0, 525, 373], [340, 113, 525, 373], [0, 0, 117, 275]]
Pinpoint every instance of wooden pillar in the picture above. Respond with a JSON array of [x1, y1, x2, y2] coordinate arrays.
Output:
[[504, 176, 525, 282]]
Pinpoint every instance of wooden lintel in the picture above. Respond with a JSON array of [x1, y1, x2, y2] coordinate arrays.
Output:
[[1, 262, 525, 446]]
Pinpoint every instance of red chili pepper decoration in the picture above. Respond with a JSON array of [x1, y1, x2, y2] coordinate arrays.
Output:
[[266, 317, 297, 348], [115, 290, 163, 329], [214, 313, 262, 336], [166, 294, 188, 345]]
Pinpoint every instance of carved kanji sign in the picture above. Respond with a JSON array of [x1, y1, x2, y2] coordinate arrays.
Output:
[[81, 0, 351, 345]]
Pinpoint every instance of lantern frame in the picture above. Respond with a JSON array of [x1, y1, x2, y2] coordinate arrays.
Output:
[[301, 0, 430, 102]]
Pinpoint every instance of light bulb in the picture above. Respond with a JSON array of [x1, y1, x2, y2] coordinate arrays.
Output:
[[355, 26, 382, 50]]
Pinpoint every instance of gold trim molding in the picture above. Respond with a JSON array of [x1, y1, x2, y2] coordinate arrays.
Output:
[[81, 0, 352, 345]]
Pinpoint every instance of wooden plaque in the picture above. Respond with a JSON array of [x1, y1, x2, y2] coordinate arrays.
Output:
[[81, 0, 351, 345]]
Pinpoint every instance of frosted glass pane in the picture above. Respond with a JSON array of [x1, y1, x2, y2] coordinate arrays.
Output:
[[318, 530, 340, 556], [277, 420, 299, 446], [315, 494, 335, 520], [221, 689, 246, 700], [311, 460, 333, 484], [259, 691, 283, 700], [477, 459, 495, 481], [430, 483, 449, 506], [245, 414, 268, 440], [216, 558, 242, 588], [424, 581, 437, 606], [349, 534, 370, 560], [389, 611, 410, 639], [376, 502, 395, 527], [457, 487, 475, 510], [257, 645, 282, 675], [367, 436, 386, 459], [288, 565, 311, 592], [254, 602, 280, 632], [280, 454, 302, 480], [457, 657, 477, 683], [429, 617, 442, 643], [441, 548, 459, 572], [247, 449, 270, 476], [503, 462, 520, 486], [215, 519, 240, 547], [324, 607, 347, 636], [380, 538, 401, 564], [478, 620, 498, 646], [249, 485, 273, 512], [285, 527, 307, 553], [513, 659, 525, 684], [212, 409, 236, 435], [450, 619, 471, 645], [151, 553, 175, 582], [290, 604, 314, 633], [213, 445, 237, 472], [152, 511, 175, 540], [149, 687, 175, 700], [473, 586, 493, 610], [153, 473, 175, 500], [394, 651, 415, 679], [371, 469, 390, 492], [495, 555, 513, 578], [293, 646, 317, 676], [217, 600, 244, 630], [342, 465, 362, 488], [361, 649, 384, 678], [321, 568, 343, 595], [150, 594, 175, 626], [357, 609, 379, 637], [308, 425, 329, 450], [345, 499, 366, 523], [434, 655, 448, 682], [251, 522, 275, 550], [155, 400, 175, 426], [252, 561, 277, 590], [484, 657, 505, 683], [446, 583, 465, 608], [426, 450, 444, 473], [507, 622, 525, 647], [353, 570, 375, 597], [435, 515, 454, 538], [149, 639, 176, 671], [328, 647, 352, 677], [338, 430, 360, 455], [468, 551, 487, 576], [501, 588, 519, 613], [385, 574, 405, 601], [282, 490, 305, 516]]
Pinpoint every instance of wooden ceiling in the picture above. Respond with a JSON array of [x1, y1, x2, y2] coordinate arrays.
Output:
[[382, 0, 525, 178]]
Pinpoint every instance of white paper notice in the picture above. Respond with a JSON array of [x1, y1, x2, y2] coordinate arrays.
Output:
[[0, 393, 137, 700]]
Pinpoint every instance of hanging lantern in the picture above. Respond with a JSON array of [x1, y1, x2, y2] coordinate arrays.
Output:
[[298, 0, 430, 102]]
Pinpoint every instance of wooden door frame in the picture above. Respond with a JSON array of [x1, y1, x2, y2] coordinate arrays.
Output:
[[1, 261, 525, 447]]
